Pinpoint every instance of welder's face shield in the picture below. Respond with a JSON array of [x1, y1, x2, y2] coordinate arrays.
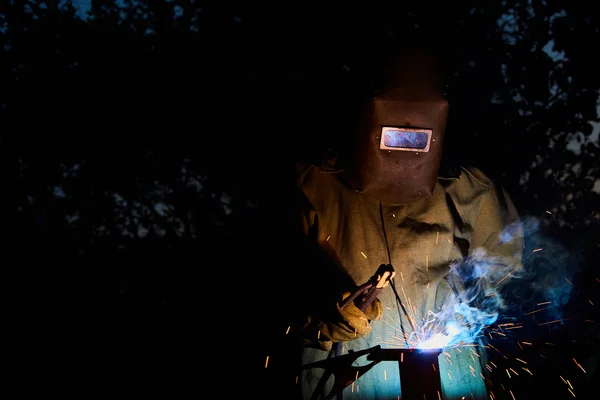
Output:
[[340, 95, 449, 205], [337, 45, 450, 205]]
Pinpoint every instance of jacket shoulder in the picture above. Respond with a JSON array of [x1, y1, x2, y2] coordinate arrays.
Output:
[[457, 167, 494, 189], [439, 166, 496, 205]]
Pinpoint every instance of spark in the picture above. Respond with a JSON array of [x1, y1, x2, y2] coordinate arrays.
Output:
[[539, 318, 570, 326], [568, 388, 576, 397], [525, 306, 549, 315], [401, 286, 409, 306], [532, 248, 543, 252], [522, 367, 533, 375], [545, 210, 552, 214], [573, 358, 586, 373], [286, 326, 291, 334], [509, 390, 516, 400], [564, 277, 572, 284], [516, 358, 527, 364], [589, 300, 594, 306], [265, 356, 269, 368], [435, 231, 439, 245], [495, 266, 520, 286], [537, 301, 551, 305], [426, 255, 429, 271], [326, 235, 330, 241], [522, 341, 532, 346], [361, 251, 367, 258]]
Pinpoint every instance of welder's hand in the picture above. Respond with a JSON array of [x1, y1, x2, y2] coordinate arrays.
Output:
[[300, 294, 383, 351], [341, 291, 383, 322]]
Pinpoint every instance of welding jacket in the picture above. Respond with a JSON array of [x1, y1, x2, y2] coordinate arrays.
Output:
[[291, 164, 523, 400]]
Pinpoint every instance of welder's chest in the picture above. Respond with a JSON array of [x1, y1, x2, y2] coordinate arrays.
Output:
[[314, 183, 466, 317]]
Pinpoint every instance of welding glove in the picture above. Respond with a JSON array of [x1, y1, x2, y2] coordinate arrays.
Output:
[[300, 292, 383, 351]]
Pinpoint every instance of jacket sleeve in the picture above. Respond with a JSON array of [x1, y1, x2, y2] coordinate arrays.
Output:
[[473, 185, 522, 255], [287, 164, 380, 350], [469, 172, 524, 291]]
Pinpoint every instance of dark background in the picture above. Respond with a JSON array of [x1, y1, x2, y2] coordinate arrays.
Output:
[[7, 1, 599, 398]]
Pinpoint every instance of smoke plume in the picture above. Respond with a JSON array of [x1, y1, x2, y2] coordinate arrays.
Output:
[[415, 217, 582, 349]]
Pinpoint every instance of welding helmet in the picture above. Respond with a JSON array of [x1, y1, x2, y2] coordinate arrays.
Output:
[[339, 44, 450, 205]]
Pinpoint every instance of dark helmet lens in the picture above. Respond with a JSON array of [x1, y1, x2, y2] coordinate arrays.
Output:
[[383, 129, 429, 149]]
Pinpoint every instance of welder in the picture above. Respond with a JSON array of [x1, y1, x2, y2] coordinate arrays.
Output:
[[283, 36, 524, 400]]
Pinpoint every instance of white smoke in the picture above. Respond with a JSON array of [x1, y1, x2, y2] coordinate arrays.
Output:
[[412, 218, 580, 350]]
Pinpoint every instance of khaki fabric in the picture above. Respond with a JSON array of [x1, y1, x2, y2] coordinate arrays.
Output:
[[294, 164, 523, 400]]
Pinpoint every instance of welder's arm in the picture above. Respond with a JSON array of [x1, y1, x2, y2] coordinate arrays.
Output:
[[471, 183, 524, 288], [289, 167, 382, 350]]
